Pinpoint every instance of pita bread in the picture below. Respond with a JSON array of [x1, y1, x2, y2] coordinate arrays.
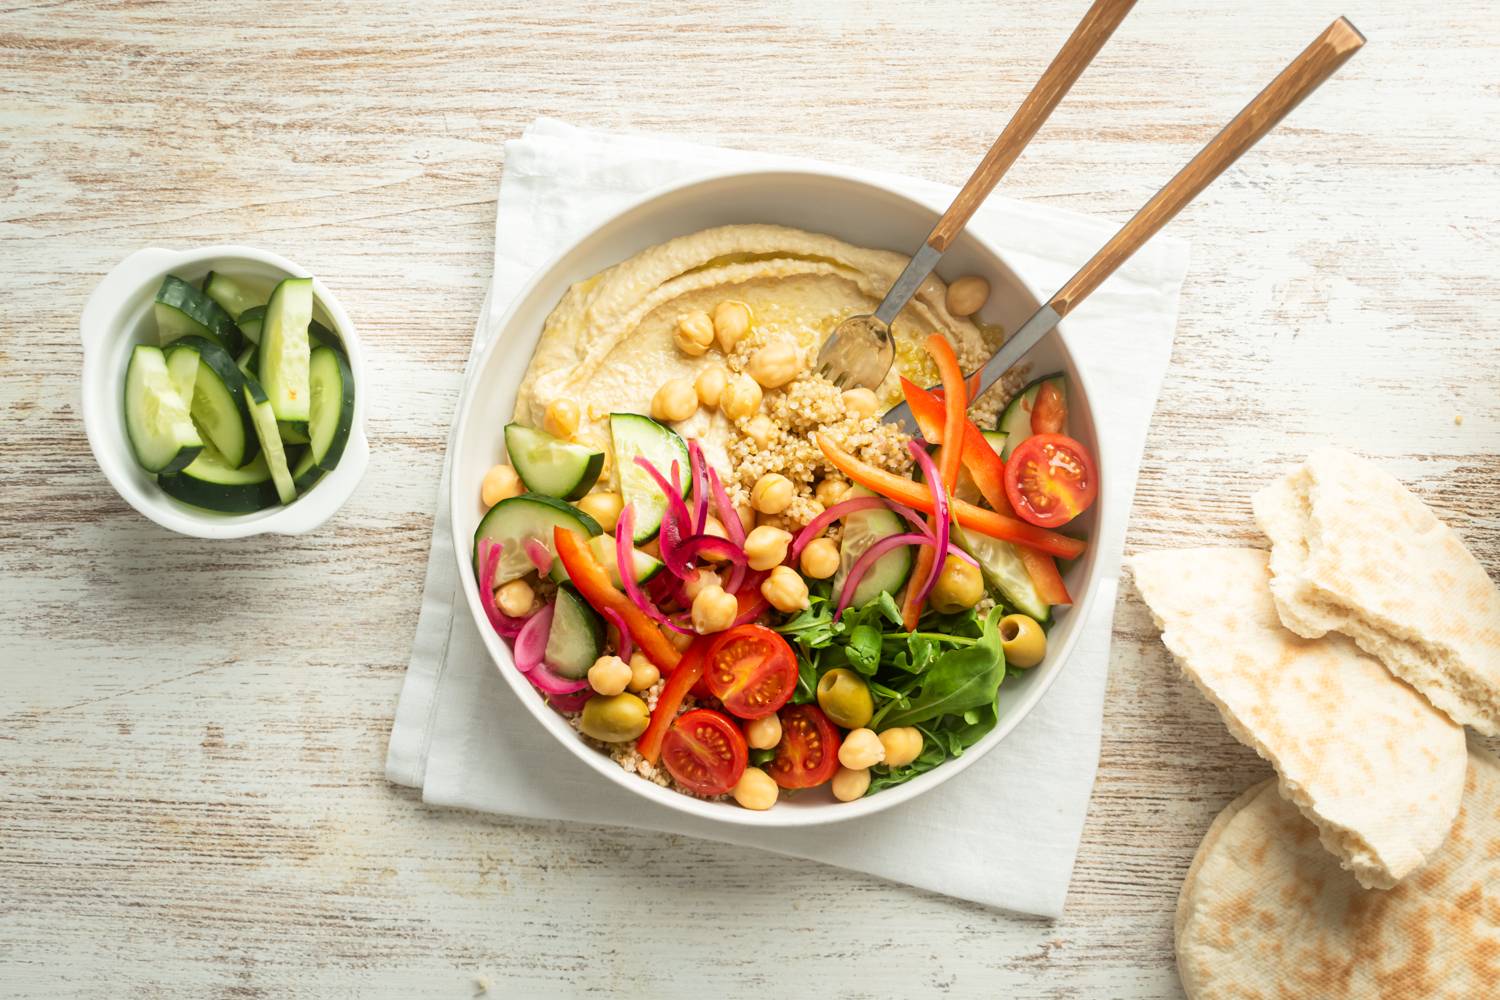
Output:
[[1254, 448, 1500, 735], [1176, 747, 1500, 999], [1130, 548, 1466, 889]]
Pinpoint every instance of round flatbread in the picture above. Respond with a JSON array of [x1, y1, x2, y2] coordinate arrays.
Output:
[[1176, 747, 1500, 999]]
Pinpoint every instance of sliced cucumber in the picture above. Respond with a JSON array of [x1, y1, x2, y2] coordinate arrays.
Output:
[[473, 493, 602, 586], [202, 271, 271, 320], [258, 277, 313, 423], [609, 413, 690, 543], [951, 525, 1050, 624], [505, 423, 603, 500], [997, 374, 1065, 460], [290, 448, 325, 493], [544, 585, 605, 679], [832, 487, 914, 610], [235, 343, 257, 378], [306, 346, 354, 472], [165, 345, 200, 408], [124, 345, 203, 474], [154, 275, 241, 354], [165, 336, 258, 469], [550, 533, 665, 587], [241, 373, 296, 504], [982, 429, 1008, 456], [237, 306, 265, 343], [158, 449, 278, 514], [278, 421, 311, 445]]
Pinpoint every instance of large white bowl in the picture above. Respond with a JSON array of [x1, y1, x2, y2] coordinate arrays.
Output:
[[80, 245, 369, 539], [450, 169, 1105, 827]]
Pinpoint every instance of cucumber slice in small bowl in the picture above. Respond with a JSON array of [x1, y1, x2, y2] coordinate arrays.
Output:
[[124, 345, 203, 474], [609, 412, 690, 544], [545, 584, 605, 680], [505, 423, 603, 500], [201, 271, 271, 320], [290, 448, 325, 493], [257, 276, 314, 423], [158, 448, 279, 514], [165, 335, 258, 469], [473, 494, 602, 586], [240, 372, 297, 505], [306, 345, 354, 473], [154, 275, 241, 355]]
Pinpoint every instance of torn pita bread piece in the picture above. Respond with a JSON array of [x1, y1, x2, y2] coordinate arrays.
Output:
[[1254, 447, 1500, 735], [1175, 747, 1500, 1000], [1130, 547, 1466, 889]]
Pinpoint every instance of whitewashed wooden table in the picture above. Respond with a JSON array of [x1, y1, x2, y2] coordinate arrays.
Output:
[[3, 2, 1496, 996]]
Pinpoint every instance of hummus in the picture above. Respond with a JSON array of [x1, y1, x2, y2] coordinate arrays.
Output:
[[514, 224, 993, 472]]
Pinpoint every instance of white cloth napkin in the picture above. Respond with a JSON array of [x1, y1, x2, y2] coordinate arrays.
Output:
[[386, 118, 1189, 918]]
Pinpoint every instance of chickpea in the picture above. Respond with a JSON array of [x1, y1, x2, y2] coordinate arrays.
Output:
[[747, 340, 801, 389], [543, 399, 580, 439], [712, 299, 752, 353], [750, 473, 794, 515], [744, 525, 793, 571], [732, 767, 779, 811], [838, 727, 886, 770], [840, 387, 879, 419], [481, 463, 523, 507], [744, 414, 776, 449], [761, 565, 810, 613], [945, 275, 990, 317], [627, 653, 660, 693], [930, 556, 985, 613], [579, 692, 650, 743], [734, 502, 757, 536], [673, 310, 715, 357], [576, 491, 623, 533], [651, 378, 698, 423], [831, 766, 871, 802], [719, 373, 763, 420], [694, 364, 728, 408], [588, 654, 633, 696], [878, 726, 924, 767], [495, 578, 535, 618], [681, 567, 721, 602], [799, 537, 840, 580], [813, 477, 850, 508], [691, 584, 738, 634], [1000, 613, 1047, 668], [745, 713, 782, 750], [816, 668, 874, 729]]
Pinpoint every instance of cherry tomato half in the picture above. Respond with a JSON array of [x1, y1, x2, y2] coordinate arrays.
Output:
[[1030, 379, 1067, 435], [1003, 433, 1098, 529], [768, 704, 842, 790], [661, 709, 748, 796], [704, 624, 798, 720]]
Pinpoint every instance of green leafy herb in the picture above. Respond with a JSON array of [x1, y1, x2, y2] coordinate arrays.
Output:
[[873, 609, 1004, 731]]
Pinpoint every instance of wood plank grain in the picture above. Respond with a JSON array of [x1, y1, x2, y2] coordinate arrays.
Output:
[[1, 1, 1497, 997]]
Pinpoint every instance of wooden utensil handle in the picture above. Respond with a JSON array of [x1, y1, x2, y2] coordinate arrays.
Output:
[[1049, 16, 1365, 316], [926, 0, 1137, 253]]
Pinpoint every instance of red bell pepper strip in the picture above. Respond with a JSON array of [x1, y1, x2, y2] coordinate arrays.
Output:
[[901, 377, 1072, 606], [815, 434, 1087, 561], [637, 637, 708, 765], [901, 335, 967, 629], [553, 526, 682, 673]]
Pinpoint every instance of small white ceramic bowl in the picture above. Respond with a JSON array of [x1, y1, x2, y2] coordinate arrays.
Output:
[[80, 245, 369, 539], [450, 168, 1107, 827]]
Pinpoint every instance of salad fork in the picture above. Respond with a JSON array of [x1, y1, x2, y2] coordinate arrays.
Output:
[[883, 16, 1366, 431], [815, 0, 1138, 391]]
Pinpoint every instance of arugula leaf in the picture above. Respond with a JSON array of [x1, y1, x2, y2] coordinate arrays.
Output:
[[845, 624, 881, 675], [875, 609, 1005, 730]]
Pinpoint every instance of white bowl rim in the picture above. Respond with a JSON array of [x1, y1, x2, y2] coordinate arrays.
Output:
[[450, 165, 1108, 828], [79, 243, 369, 539]]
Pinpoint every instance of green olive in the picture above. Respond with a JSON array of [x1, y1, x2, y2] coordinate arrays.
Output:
[[999, 613, 1047, 668], [816, 667, 874, 729], [930, 556, 984, 613], [579, 692, 650, 743]]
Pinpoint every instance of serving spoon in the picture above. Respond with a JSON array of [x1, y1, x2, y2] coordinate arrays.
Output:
[[883, 16, 1365, 431], [815, 0, 1138, 391]]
